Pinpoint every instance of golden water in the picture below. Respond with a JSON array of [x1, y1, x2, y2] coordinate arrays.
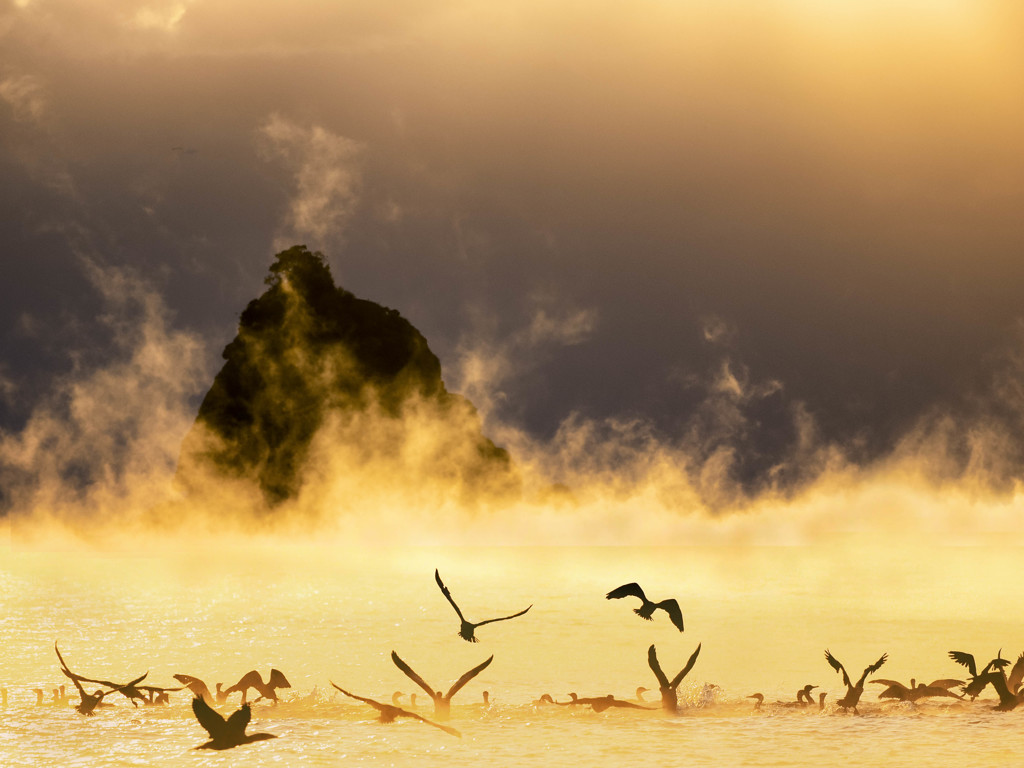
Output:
[[2, 539, 1021, 766]]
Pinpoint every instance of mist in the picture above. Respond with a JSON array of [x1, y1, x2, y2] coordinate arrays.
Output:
[[3, 1, 1024, 543]]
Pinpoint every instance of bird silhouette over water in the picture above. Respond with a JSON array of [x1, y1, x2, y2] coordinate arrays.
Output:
[[224, 669, 291, 704], [561, 692, 652, 712], [190, 696, 277, 750], [606, 583, 684, 632], [55, 642, 145, 715], [331, 683, 461, 737], [174, 674, 221, 706], [948, 649, 1011, 700], [647, 643, 701, 713], [870, 676, 963, 702], [391, 650, 492, 721], [975, 652, 1024, 711], [825, 649, 888, 715], [434, 569, 532, 642]]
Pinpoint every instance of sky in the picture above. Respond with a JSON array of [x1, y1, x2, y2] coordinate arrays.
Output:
[[3, 0, 1024, 525]]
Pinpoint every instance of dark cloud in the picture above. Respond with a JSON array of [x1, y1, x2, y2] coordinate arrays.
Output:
[[3, 0, 1024, 505]]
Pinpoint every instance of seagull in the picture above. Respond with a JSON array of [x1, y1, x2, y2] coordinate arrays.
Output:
[[434, 569, 532, 642], [825, 649, 888, 715], [331, 683, 460, 737], [648, 643, 701, 713], [391, 650, 492, 721], [190, 696, 277, 750], [948, 650, 1011, 700], [224, 669, 291, 704], [606, 583, 684, 632]]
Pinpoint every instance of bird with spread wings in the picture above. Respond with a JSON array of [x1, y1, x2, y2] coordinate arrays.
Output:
[[331, 683, 461, 737], [391, 649, 492, 721], [825, 649, 888, 715], [647, 643, 701, 713], [434, 569, 532, 642], [606, 583, 684, 632]]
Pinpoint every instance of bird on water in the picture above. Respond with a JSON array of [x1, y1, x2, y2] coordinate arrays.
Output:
[[561, 692, 652, 712], [606, 583, 684, 632], [975, 652, 1024, 711], [391, 650, 493, 721], [825, 649, 888, 715], [224, 669, 291, 704], [331, 683, 461, 737], [948, 649, 1011, 700], [190, 696, 277, 750], [647, 643, 701, 713], [434, 569, 532, 642], [870, 676, 963, 702]]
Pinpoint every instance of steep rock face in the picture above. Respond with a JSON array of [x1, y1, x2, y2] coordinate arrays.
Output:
[[176, 246, 517, 507]]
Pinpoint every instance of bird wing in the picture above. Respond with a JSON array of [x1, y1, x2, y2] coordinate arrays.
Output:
[[391, 652, 436, 698], [1006, 653, 1024, 693], [926, 678, 964, 690], [330, 683, 384, 712], [401, 709, 462, 738], [647, 645, 670, 688], [226, 703, 252, 736], [980, 671, 1015, 708], [948, 651, 977, 677], [434, 569, 467, 622], [226, 670, 261, 694], [192, 696, 227, 739], [857, 654, 888, 687], [670, 643, 702, 689], [445, 655, 494, 699], [269, 669, 291, 689], [655, 599, 685, 632], [474, 604, 532, 628], [825, 650, 851, 688], [60, 665, 89, 698], [869, 679, 905, 689], [606, 583, 646, 601]]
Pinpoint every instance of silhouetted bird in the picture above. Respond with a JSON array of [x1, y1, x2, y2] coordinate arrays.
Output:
[[174, 674, 216, 706], [825, 649, 888, 715], [391, 650, 492, 721], [434, 569, 532, 642], [561, 692, 652, 713], [55, 642, 145, 715], [870, 677, 963, 702], [191, 696, 277, 750], [748, 693, 764, 711], [948, 649, 1011, 700], [532, 693, 556, 705], [635, 686, 650, 702], [606, 583, 684, 631], [331, 683, 461, 737], [224, 669, 291, 704], [796, 684, 818, 705], [975, 652, 1024, 711], [647, 643, 701, 713]]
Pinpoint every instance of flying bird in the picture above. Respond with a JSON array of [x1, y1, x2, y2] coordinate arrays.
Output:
[[332, 683, 461, 737], [224, 669, 291, 704], [606, 583, 684, 632], [173, 674, 218, 706], [948, 649, 1011, 700], [190, 696, 277, 750], [647, 643, 701, 713], [825, 649, 888, 715], [434, 569, 532, 642], [391, 649, 492, 721]]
